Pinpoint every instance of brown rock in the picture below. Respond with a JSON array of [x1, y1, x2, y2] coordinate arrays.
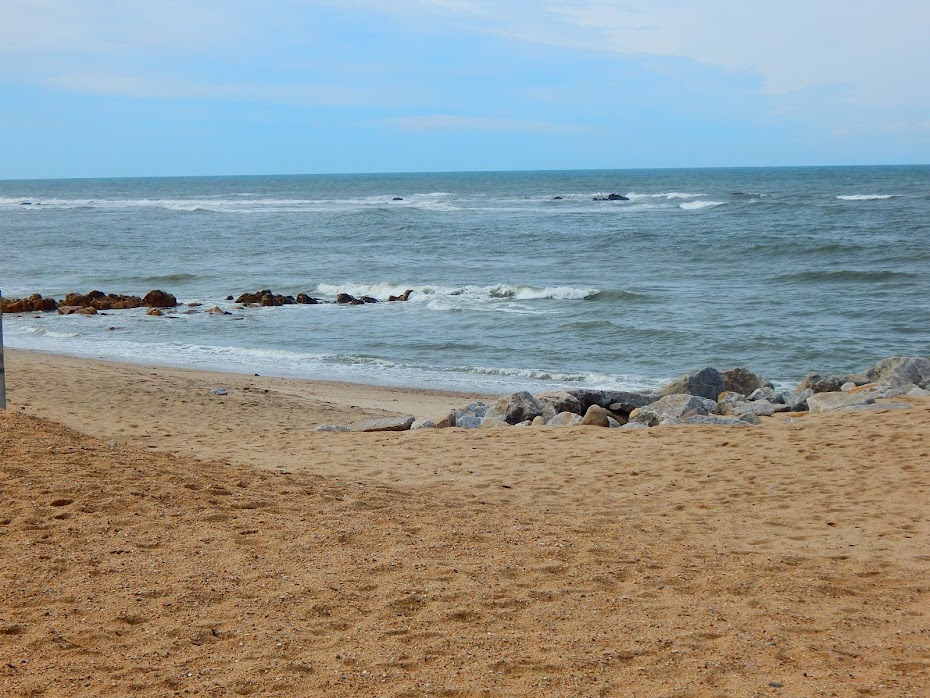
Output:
[[146, 308, 163, 316], [579, 404, 611, 427], [142, 290, 178, 308], [76, 306, 98, 315], [388, 290, 414, 302]]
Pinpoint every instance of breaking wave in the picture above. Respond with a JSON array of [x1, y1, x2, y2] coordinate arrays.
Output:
[[836, 194, 903, 201]]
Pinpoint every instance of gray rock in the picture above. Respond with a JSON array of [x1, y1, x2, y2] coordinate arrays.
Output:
[[535, 390, 583, 416], [565, 389, 655, 413], [720, 400, 778, 418], [620, 421, 650, 430], [663, 415, 751, 427], [579, 404, 612, 427], [806, 392, 876, 413], [798, 372, 846, 394], [921, 378, 930, 390], [547, 412, 583, 427], [748, 387, 776, 401], [531, 415, 548, 427], [866, 356, 930, 388], [434, 412, 455, 428], [631, 394, 717, 427], [721, 367, 773, 396], [514, 420, 533, 427], [657, 367, 726, 401], [353, 416, 415, 432], [209, 387, 228, 396], [607, 416, 622, 428], [411, 418, 436, 429], [454, 415, 483, 429], [314, 424, 349, 432], [906, 386, 930, 397], [484, 391, 545, 425], [459, 401, 489, 419], [840, 382, 857, 392], [782, 389, 812, 412]]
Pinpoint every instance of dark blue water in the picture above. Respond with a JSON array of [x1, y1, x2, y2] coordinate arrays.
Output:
[[1, 166, 928, 391]]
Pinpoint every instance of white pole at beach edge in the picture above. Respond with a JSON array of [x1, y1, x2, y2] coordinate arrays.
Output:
[[0, 290, 6, 409]]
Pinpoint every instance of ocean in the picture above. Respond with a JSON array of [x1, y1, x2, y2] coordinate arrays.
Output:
[[1, 166, 928, 393]]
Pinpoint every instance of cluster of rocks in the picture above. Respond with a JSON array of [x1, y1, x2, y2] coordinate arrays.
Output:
[[318, 356, 930, 433], [234, 289, 414, 307], [1, 290, 178, 315]]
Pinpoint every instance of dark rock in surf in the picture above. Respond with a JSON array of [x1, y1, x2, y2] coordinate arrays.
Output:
[[0, 294, 58, 313], [607, 193, 629, 201], [388, 290, 414, 302], [393, 197, 404, 201], [295, 293, 319, 305], [141, 289, 178, 308], [360, 296, 379, 304]]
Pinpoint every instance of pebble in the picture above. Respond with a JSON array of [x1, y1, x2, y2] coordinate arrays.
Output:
[[209, 388, 228, 396]]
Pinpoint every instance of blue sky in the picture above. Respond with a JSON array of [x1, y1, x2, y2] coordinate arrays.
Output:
[[2, 0, 929, 178]]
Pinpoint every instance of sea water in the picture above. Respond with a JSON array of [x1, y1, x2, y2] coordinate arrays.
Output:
[[1, 166, 928, 393]]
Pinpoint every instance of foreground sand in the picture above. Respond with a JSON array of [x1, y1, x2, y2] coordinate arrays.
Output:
[[1, 350, 929, 696]]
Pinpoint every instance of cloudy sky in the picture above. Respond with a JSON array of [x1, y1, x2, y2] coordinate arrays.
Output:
[[2, 0, 928, 178]]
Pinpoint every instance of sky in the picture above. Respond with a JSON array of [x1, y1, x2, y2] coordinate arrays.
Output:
[[2, 0, 929, 178]]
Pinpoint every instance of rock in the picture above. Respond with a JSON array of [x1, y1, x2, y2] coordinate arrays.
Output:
[[314, 424, 349, 432], [388, 290, 414, 302], [607, 193, 629, 201], [631, 394, 716, 427], [547, 412, 583, 427], [411, 418, 436, 429], [607, 416, 622, 428], [806, 391, 877, 413], [748, 386, 777, 401], [579, 404, 611, 427], [565, 389, 655, 413], [484, 392, 545, 425], [552, 196, 563, 200], [393, 197, 404, 201], [797, 372, 846, 394], [737, 413, 762, 425], [141, 289, 178, 308], [360, 296, 379, 304], [0, 293, 58, 313], [921, 379, 930, 390], [531, 415, 547, 427], [57, 305, 82, 315], [434, 412, 455, 429], [620, 421, 650, 430], [866, 356, 930, 388], [535, 390, 583, 416], [657, 368, 726, 401], [225, 295, 234, 301], [209, 388, 228, 396], [454, 415, 483, 429], [336, 293, 357, 304], [721, 367, 772, 396], [77, 306, 98, 315], [353, 416, 415, 432], [207, 306, 230, 315], [295, 294, 319, 304], [514, 420, 532, 427], [782, 389, 812, 412], [906, 386, 930, 397], [719, 400, 778, 418], [146, 308, 163, 316]]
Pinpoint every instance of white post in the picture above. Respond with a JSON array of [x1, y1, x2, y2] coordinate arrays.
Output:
[[0, 290, 6, 410]]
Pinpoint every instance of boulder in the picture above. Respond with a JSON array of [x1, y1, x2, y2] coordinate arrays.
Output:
[[388, 290, 414, 302], [797, 373, 846, 394], [146, 308, 162, 316], [565, 389, 655, 413], [620, 421, 650, 430], [142, 289, 178, 308], [353, 416, 415, 432], [631, 394, 716, 427], [336, 293, 365, 305], [806, 391, 877, 413], [720, 367, 772, 396], [607, 193, 629, 201], [718, 400, 778, 418], [607, 416, 622, 428], [454, 415, 483, 429], [531, 415, 548, 427], [411, 418, 436, 429], [657, 368, 726, 401], [748, 387, 777, 401], [393, 197, 404, 201], [483, 392, 544, 425], [0, 294, 58, 313], [781, 389, 812, 412], [295, 294, 319, 304], [866, 356, 930, 388], [76, 306, 97, 315], [434, 412, 455, 429], [579, 404, 612, 427], [360, 296, 379, 304], [547, 412, 583, 427], [207, 306, 230, 315], [535, 390, 583, 416], [57, 306, 82, 315]]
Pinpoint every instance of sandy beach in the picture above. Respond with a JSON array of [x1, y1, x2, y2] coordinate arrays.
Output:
[[2, 348, 929, 696]]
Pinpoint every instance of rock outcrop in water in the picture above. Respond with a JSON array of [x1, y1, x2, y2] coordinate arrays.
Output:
[[0, 294, 58, 313]]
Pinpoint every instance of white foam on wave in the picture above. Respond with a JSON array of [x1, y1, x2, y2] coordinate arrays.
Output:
[[679, 200, 726, 210], [836, 194, 902, 201], [312, 282, 600, 303], [625, 192, 706, 201]]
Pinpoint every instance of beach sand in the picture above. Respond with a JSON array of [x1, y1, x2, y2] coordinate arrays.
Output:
[[1, 349, 929, 696]]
